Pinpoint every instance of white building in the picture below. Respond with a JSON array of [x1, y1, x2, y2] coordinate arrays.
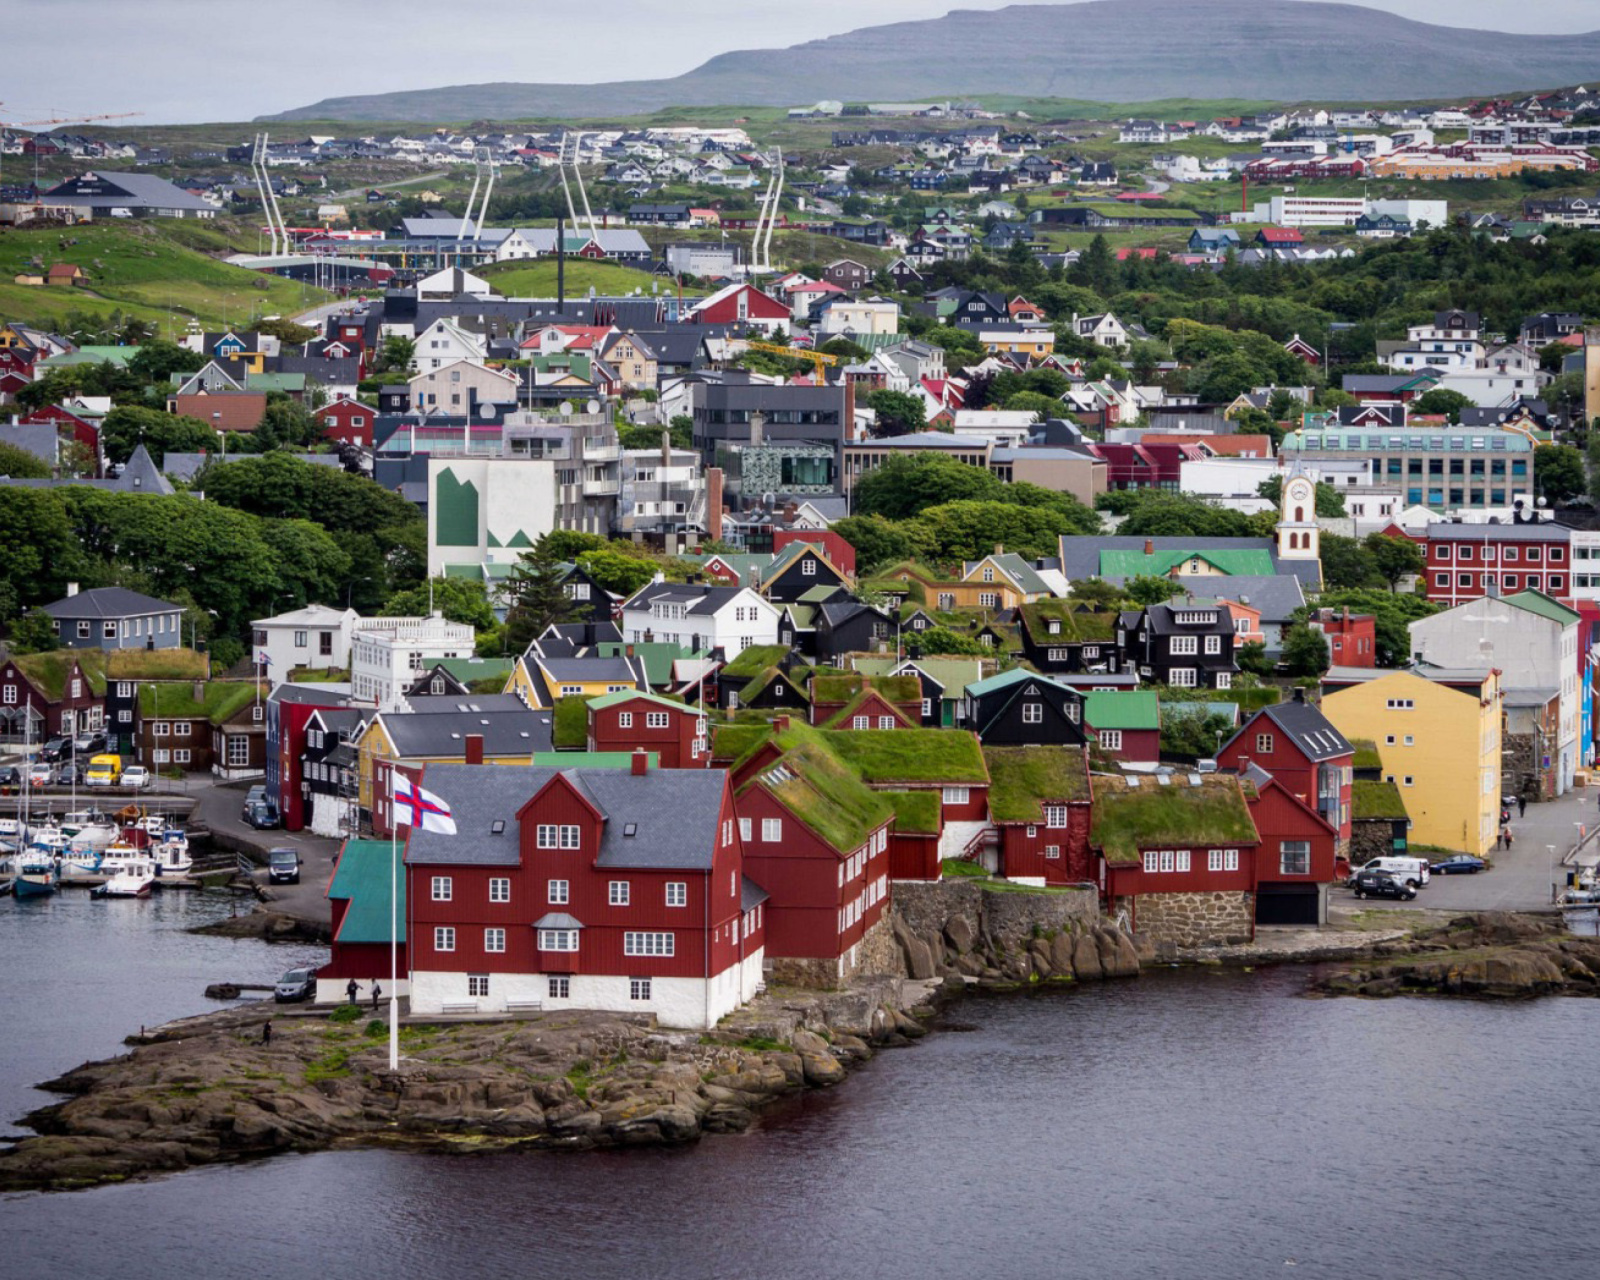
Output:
[[251, 604, 360, 675], [1248, 195, 1448, 228], [413, 319, 487, 374], [620, 582, 780, 659], [350, 615, 477, 712], [818, 300, 901, 337], [427, 456, 562, 579]]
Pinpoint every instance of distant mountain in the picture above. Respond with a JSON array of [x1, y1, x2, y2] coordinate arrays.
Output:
[[262, 0, 1600, 123]]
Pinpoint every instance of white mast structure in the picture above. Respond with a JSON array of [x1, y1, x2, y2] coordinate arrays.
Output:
[[750, 147, 785, 275], [557, 131, 601, 243], [250, 133, 285, 257]]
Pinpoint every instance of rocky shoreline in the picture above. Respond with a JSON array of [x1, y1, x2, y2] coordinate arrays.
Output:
[[1312, 912, 1600, 998]]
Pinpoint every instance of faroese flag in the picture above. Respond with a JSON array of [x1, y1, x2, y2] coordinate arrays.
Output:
[[393, 775, 457, 835]]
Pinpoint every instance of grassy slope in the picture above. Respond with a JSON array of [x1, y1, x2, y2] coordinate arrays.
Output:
[[0, 220, 330, 333], [479, 259, 669, 298]]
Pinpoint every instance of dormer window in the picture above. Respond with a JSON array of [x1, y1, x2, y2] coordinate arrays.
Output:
[[1047, 620, 1061, 635]]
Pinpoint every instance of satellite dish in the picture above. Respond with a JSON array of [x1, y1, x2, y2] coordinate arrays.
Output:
[[585, 399, 600, 416], [560, 401, 573, 416]]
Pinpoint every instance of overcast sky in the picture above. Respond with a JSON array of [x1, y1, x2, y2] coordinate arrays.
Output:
[[7, 0, 1600, 124]]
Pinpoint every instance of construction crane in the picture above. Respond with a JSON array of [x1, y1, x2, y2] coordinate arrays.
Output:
[[0, 107, 143, 187], [745, 341, 842, 380]]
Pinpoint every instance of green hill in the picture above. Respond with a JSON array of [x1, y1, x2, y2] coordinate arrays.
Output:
[[0, 220, 329, 333], [263, 0, 1600, 122]]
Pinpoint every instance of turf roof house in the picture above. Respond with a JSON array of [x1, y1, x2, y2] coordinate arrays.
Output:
[[1116, 600, 1240, 690], [1092, 772, 1263, 947], [586, 690, 709, 768], [1016, 601, 1120, 675], [982, 746, 1094, 885], [850, 655, 986, 727], [0, 650, 107, 742], [1217, 692, 1354, 852], [102, 647, 210, 757], [406, 657, 517, 700], [808, 673, 923, 729], [135, 682, 258, 776], [758, 541, 855, 604], [403, 759, 765, 1027]]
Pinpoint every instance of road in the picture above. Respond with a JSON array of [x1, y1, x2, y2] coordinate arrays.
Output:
[[328, 169, 448, 202], [1343, 785, 1600, 914], [189, 778, 340, 925]]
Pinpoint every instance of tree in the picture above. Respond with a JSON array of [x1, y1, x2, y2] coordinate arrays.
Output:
[[1237, 640, 1274, 677], [1311, 588, 1441, 667], [502, 539, 579, 652], [905, 500, 1078, 562], [0, 441, 50, 479], [574, 549, 658, 597], [1318, 534, 1385, 591], [100, 406, 219, 467], [865, 389, 927, 438], [853, 453, 1004, 520], [1115, 492, 1254, 539], [371, 335, 416, 377], [911, 626, 986, 656], [1281, 623, 1330, 678], [1363, 532, 1425, 592], [1410, 388, 1475, 422], [382, 577, 496, 630], [1127, 574, 1182, 606], [831, 514, 917, 573], [256, 318, 319, 346], [1535, 443, 1586, 504], [1257, 474, 1346, 516], [1068, 577, 1128, 609], [196, 453, 419, 535], [0, 489, 82, 616], [126, 340, 205, 384], [7, 608, 60, 655], [1004, 390, 1065, 421], [1161, 708, 1237, 759], [539, 530, 609, 562]]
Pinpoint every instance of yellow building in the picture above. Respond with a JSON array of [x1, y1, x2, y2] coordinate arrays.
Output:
[[505, 653, 644, 709], [979, 330, 1055, 359], [1320, 668, 1503, 857], [354, 708, 556, 813]]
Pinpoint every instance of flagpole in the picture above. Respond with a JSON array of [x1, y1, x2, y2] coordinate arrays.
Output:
[[389, 773, 400, 1072]]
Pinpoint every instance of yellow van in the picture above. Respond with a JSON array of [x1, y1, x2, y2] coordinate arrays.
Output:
[[85, 754, 123, 787]]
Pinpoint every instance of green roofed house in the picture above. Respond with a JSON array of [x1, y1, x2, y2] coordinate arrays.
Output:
[[850, 655, 985, 727], [1057, 535, 1323, 593], [1016, 601, 1120, 676], [0, 649, 109, 741], [319, 838, 408, 1003], [808, 672, 923, 728], [1081, 691, 1160, 763], [1350, 780, 1410, 864], [136, 681, 262, 776], [981, 745, 1093, 885], [1094, 772, 1261, 946], [406, 657, 516, 700]]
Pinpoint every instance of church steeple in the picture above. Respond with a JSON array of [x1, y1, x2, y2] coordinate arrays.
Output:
[[1276, 464, 1321, 575]]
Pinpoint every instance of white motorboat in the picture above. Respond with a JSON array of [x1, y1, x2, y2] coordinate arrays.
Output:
[[28, 825, 69, 854], [59, 812, 116, 851], [92, 857, 155, 898], [150, 832, 192, 875]]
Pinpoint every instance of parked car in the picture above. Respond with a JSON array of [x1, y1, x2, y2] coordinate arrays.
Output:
[[38, 737, 70, 763], [73, 732, 107, 756], [1352, 855, 1429, 889], [54, 763, 87, 787], [1352, 869, 1417, 901], [1432, 855, 1486, 875], [274, 967, 316, 1003], [28, 761, 54, 787], [0, 765, 21, 791], [267, 848, 302, 884], [119, 765, 151, 790], [243, 798, 279, 830], [242, 785, 266, 818]]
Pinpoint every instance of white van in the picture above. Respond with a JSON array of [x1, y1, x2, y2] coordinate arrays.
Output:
[[1353, 856, 1430, 890]]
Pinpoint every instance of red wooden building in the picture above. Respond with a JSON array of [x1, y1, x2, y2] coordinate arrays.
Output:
[[686, 283, 790, 332], [772, 528, 857, 578], [22, 404, 99, 465], [0, 652, 105, 741], [585, 689, 708, 768], [1308, 607, 1377, 668], [403, 756, 765, 1027], [1405, 520, 1574, 608], [314, 396, 377, 449], [1216, 693, 1354, 850], [808, 673, 922, 728], [982, 746, 1094, 885], [1243, 765, 1340, 927], [316, 838, 408, 1002]]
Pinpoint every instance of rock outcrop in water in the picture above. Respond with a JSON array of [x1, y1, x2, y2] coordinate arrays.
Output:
[[1314, 913, 1600, 999], [0, 978, 940, 1193]]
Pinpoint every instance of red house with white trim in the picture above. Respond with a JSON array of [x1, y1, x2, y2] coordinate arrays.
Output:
[[687, 283, 791, 334], [983, 745, 1094, 885], [1216, 693, 1353, 850], [586, 689, 709, 768], [314, 396, 376, 449], [403, 757, 765, 1027], [1243, 764, 1340, 927]]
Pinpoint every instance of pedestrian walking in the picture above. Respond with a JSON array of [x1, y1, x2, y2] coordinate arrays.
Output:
[[1518, 795, 1527, 818], [371, 981, 382, 1010], [346, 978, 358, 1004], [261, 1020, 272, 1045]]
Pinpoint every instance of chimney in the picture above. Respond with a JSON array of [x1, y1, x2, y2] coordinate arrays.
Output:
[[631, 747, 649, 776], [707, 467, 724, 543], [994, 542, 1004, 555], [773, 715, 790, 732], [1342, 605, 1350, 624], [66, 582, 79, 598], [1143, 539, 1154, 556], [192, 680, 205, 702], [749, 409, 765, 448], [1292, 686, 1306, 704], [465, 733, 484, 765], [660, 428, 671, 469], [626, 643, 635, 658]]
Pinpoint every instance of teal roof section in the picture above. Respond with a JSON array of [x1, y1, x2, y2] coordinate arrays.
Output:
[[1501, 589, 1581, 627], [596, 641, 691, 686], [328, 839, 405, 945], [965, 666, 1073, 699], [531, 751, 660, 768], [1099, 547, 1276, 578], [41, 346, 140, 369], [1082, 690, 1160, 731], [586, 688, 702, 715]]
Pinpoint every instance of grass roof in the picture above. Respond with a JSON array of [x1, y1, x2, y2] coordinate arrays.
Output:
[[552, 696, 588, 749], [711, 721, 774, 764], [885, 790, 942, 835], [723, 644, 793, 677], [741, 666, 811, 706], [1353, 780, 1408, 821], [105, 648, 208, 681], [1019, 601, 1118, 642], [1090, 773, 1257, 865], [825, 727, 989, 785], [822, 687, 916, 729], [13, 648, 108, 698], [753, 741, 894, 853], [138, 680, 257, 722], [1351, 738, 1383, 771], [811, 672, 922, 704], [983, 746, 1090, 821]]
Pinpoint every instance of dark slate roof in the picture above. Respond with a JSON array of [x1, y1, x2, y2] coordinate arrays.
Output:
[[1232, 700, 1352, 762], [741, 875, 770, 911], [41, 586, 181, 619], [405, 763, 726, 869], [381, 708, 552, 758], [1426, 521, 1570, 543], [545, 620, 624, 647], [269, 684, 354, 708], [625, 582, 747, 616], [537, 656, 641, 683], [405, 694, 531, 715], [1172, 573, 1306, 625]]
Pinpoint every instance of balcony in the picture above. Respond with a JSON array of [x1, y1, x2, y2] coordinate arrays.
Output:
[[583, 478, 621, 497]]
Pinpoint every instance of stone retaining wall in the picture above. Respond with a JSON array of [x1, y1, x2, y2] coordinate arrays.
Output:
[[1133, 890, 1253, 947]]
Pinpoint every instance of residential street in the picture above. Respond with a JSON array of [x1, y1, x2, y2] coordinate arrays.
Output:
[[190, 778, 341, 925], [1344, 785, 1600, 914]]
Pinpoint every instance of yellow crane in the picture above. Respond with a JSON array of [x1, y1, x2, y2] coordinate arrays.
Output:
[[744, 341, 843, 380]]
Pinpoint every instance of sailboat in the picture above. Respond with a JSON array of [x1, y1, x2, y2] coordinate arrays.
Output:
[[10, 721, 57, 899]]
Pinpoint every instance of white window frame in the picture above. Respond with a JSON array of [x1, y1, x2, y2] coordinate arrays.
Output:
[[618, 711, 633, 729], [538, 929, 579, 952], [430, 876, 452, 902], [623, 931, 675, 957], [547, 879, 569, 905], [630, 977, 652, 1001], [489, 878, 510, 903], [646, 711, 670, 729], [1280, 841, 1311, 876], [1098, 729, 1122, 750], [609, 880, 631, 906], [1170, 635, 1198, 655], [1022, 702, 1042, 724], [484, 927, 506, 953], [943, 786, 970, 805], [666, 881, 687, 907], [548, 976, 570, 999], [762, 817, 783, 842], [434, 926, 456, 952]]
